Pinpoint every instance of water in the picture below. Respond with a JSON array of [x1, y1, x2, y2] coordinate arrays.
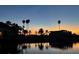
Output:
[[18, 42, 79, 54]]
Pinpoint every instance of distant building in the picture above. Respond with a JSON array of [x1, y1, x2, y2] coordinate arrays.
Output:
[[0, 22, 11, 39], [49, 30, 73, 43], [0, 22, 18, 39], [49, 30, 72, 36]]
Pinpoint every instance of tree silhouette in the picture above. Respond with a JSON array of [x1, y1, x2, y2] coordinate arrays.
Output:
[[28, 30, 31, 35], [26, 19, 30, 31], [0, 21, 23, 53], [23, 30, 28, 35], [9, 23, 22, 37], [5, 21, 21, 34], [35, 31, 38, 35], [6, 21, 11, 26], [45, 30, 49, 35], [58, 20, 61, 30], [12, 23, 22, 32], [38, 28, 44, 35], [22, 20, 25, 30]]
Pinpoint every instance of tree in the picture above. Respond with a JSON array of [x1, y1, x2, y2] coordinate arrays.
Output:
[[26, 19, 30, 31], [58, 20, 61, 30], [12, 23, 22, 31], [11, 23, 22, 36], [38, 28, 44, 35], [35, 31, 38, 35], [6, 21, 11, 26], [28, 30, 31, 35], [45, 30, 49, 35], [22, 20, 25, 29], [23, 30, 28, 35], [0, 21, 22, 53]]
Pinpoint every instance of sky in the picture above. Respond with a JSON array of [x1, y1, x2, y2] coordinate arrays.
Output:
[[0, 5, 79, 34]]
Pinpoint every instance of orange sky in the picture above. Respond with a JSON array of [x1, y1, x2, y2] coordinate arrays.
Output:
[[47, 25, 79, 34], [25, 24, 79, 34], [28, 24, 79, 35]]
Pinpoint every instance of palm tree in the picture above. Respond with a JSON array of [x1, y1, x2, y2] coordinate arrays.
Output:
[[6, 21, 11, 26], [11, 23, 22, 32], [12, 23, 22, 30], [23, 30, 28, 35], [45, 30, 49, 35], [58, 20, 61, 30], [35, 31, 38, 35], [38, 28, 44, 35], [26, 19, 30, 31], [28, 30, 31, 35], [22, 20, 25, 30]]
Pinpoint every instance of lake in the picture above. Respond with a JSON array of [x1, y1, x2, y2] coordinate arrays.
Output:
[[18, 42, 79, 54]]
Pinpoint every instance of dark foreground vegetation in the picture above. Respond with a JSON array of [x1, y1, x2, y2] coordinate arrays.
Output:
[[0, 21, 79, 53]]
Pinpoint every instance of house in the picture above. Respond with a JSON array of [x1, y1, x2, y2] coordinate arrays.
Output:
[[49, 30, 73, 44], [0, 22, 10, 39]]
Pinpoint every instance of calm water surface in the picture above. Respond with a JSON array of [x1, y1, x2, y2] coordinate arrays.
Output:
[[18, 42, 79, 54]]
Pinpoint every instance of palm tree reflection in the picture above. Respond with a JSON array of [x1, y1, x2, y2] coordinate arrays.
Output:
[[38, 43, 44, 50]]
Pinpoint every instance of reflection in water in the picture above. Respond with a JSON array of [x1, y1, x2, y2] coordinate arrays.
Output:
[[28, 43, 31, 48], [18, 43, 49, 50], [22, 45, 27, 49], [38, 43, 43, 50], [50, 42, 73, 49], [18, 42, 79, 54], [73, 43, 79, 50], [45, 44, 49, 49]]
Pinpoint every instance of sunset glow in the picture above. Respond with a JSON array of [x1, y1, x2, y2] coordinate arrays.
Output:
[[0, 5, 79, 54], [0, 5, 79, 35], [27, 24, 79, 35]]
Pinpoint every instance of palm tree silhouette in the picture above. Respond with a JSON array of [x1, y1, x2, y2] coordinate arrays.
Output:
[[28, 30, 31, 35], [45, 30, 49, 35], [23, 30, 28, 35], [26, 19, 30, 31], [38, 28, 44, 35], [35, 31, 38, 35], [58, 20, 61, 30], [6, 21, 11, 26], [22, 20, 25, 30]]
